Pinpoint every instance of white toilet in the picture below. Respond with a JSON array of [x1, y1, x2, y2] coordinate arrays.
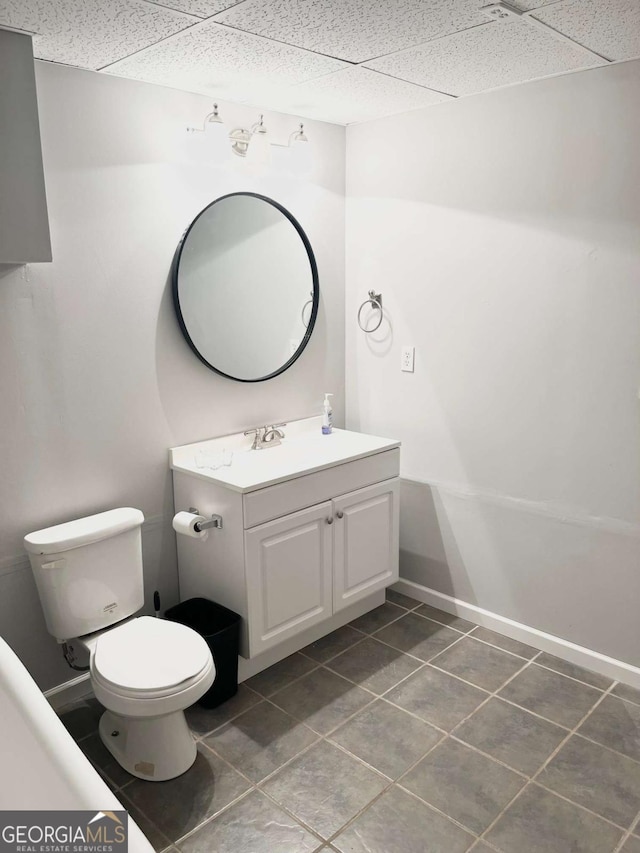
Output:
[[24, 507, 215, 782]]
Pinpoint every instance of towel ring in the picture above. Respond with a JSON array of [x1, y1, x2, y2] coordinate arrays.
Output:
[[357, 290, 383, 333], [301, 292, 313, 328]]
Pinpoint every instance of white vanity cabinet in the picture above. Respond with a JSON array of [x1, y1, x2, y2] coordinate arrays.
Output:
[[171, 420, 400, 665]]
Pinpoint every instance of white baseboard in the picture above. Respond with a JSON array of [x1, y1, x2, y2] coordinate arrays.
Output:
[[392, 579, 640, 690], [44, 672, 93, 711]]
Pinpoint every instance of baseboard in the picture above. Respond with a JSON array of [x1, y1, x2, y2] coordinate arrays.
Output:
[[44, 672, 93, 711], [392, 579, 640, 690]]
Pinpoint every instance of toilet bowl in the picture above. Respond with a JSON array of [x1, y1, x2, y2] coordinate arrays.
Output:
[[24, 507, 216, 782]]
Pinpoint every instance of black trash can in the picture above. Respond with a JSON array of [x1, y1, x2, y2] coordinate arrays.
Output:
[[165, 597, 240, 709]]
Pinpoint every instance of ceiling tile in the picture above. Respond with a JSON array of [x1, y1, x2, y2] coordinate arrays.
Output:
[[268, 66, 452, 125], [0, 0, 195, 70], [533, 0, 640, 61], [215, 0, 490, 63], [365, 19, 606, 96], [143, 0, 244, 19], [103, 20, 347, 103]]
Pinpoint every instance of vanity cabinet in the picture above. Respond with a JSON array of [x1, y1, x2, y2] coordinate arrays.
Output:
[[171, 421, 400, 663]]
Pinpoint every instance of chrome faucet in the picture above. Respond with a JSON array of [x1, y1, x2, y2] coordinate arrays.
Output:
[[244, 423, 287, 450]]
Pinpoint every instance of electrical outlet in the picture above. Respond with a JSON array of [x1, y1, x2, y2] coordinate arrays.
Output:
[[401, 346, 415, 373], [289, 339, 300, 356]]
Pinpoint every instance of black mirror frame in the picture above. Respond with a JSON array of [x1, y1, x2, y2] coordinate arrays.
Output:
[[172, 192, 319, 383]]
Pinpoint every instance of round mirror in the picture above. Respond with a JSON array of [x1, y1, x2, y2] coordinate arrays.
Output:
[[172, 192, 319, 382]]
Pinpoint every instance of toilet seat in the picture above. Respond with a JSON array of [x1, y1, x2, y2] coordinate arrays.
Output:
[[90, 616, 215, 718]]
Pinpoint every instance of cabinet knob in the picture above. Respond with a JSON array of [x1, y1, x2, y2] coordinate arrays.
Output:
[[336, 511, 344, 519], [326, 517, 333, 525]]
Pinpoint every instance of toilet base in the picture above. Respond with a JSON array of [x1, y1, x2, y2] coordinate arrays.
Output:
[[99, 708, 197, 781]]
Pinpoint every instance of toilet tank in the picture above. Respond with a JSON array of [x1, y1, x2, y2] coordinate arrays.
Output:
[[24, 508, 145, 642]]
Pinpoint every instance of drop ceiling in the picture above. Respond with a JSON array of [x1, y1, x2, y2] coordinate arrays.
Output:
[[0, 0, 638, 124]]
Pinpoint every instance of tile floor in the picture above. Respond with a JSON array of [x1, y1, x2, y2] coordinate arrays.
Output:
[[58, 590, 640, 853]]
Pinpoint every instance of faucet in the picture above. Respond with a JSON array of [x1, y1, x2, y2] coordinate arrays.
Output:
[[244, 423, 287, 450]]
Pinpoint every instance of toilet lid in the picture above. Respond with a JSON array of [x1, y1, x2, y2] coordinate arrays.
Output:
[[93, 616, 212, 692]]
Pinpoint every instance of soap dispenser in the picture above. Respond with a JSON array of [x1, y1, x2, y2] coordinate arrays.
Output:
[[322, 393, 334, 435]]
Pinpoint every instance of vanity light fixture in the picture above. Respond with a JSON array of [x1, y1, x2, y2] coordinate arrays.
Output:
[[187, 103, 310, 166]]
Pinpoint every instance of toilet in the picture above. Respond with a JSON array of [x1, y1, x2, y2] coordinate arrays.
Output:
[[24, 507, 215, 782]]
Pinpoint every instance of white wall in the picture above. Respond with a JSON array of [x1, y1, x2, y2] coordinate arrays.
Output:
[[0, 62, 345, 690], [346, 60, 640, 667]]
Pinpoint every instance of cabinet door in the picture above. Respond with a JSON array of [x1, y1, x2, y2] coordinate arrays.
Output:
[[245, 501, 333, 656], [333, 479, 399, 613]]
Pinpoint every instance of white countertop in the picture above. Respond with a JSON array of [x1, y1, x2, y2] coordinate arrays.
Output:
[[170, 417, 400, 493]]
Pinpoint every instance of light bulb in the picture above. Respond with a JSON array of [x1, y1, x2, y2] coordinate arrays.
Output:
[[289, 124, 313, 177]]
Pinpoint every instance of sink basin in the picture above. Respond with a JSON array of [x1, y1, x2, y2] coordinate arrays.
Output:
[[170, 417, 400, 493]]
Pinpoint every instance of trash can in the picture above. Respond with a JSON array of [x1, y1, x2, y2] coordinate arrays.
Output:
[[165, 597, 241, 709]]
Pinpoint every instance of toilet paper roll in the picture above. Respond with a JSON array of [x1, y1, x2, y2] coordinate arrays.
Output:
[[172, 511, 209, 542]]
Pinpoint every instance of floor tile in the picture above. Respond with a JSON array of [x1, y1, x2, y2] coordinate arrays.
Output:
[[613, 683, 640, 706], [203, 701, 318, 783], [431, 636, 526, 692], [499, 663, 601, 728], [579, 695, 640, 762], [58, 697, 104, 741], [326, 636, 423, 694], [535, 652, 613, 690], [414, 603, 475, 633], [621, 836, 640, 853], [262, 740, 387, 840], [178, 789, 319, 853], [470, 627, 539, 659], [454, 697, 566, 775], [401, 738, 525, 834], [185, 684, 261, 735], [301, 626, 363, 663], [385, 588, 422, 610], [270, 667, 373, 735], [329, 699, 442, 779], [79, 732, 135, 788], [118, 791, 173, 852], [349, 602, 406, 634], [246, 653, 317, 697], [385, 665, 487, 730], [538, 734, 640, 827], [373, 612, 462, 661], [332, 785, 474, 853], [486, 783, 623, 853], [124, 743, 250, 842]]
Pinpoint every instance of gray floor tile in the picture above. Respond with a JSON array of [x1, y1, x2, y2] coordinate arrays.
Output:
[[499, 663, 601, 728], [301, 626, 363, 663], [486, 783, 623, 853], [469, 627, 539, 659], [326, 636, 423, 694], [270, 667, 373, 735], [373, 611, 462, 662], [262, 740, 387, 840], [414, 604, 476, 633], [124, 743, 250, 842], [329, 699, 443, 779], [613, 683, 640, 706], [185, 684, 261, 735], [579, 695, 640, 762], [179, 789, 319, 853], [385, 665, 487, 730], [246, 653, 317, 697], [539, 734, 640, 827], [203, 701, 318, 783], [332, 785, 474, 853], [621, 836, 640, 853], [349, 602, 406, 634], [401, 738, 525, 835], [454, 697, 566, 775], [118, 791, 173, 852], [535, 652, 613, 690], [431, 637, 526, 692], [385, 588, 422, 610], [79, 732, 135, 788], [57, 697, 104, 741]]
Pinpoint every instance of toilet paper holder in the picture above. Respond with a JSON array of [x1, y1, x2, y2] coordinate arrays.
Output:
[[188, 507, 223, 531]]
